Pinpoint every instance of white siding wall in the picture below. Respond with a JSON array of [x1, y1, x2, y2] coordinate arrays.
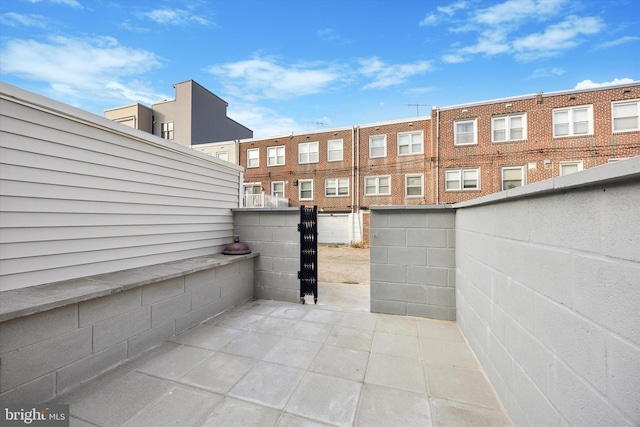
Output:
[[0, 83, 244, 291]]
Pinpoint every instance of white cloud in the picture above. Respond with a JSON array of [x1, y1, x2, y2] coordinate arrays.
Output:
[[228, 104, 305, 138], [0, 12, 48, 28], [359, 57, 432, 89], [419, 13, 438, 26], [474, 0, 566, 26], [317, 28, 352, 44], [596, 36, 640, 49], [529, 67, 566, 79], [575, 78, 636, 89], [142, 8, 211, 26], [25, 0, 82, 7], [419, 1, 467, 26], [207, 56, 341, 101], [0, 36, 166, 106], [441, 54, 465, 63]]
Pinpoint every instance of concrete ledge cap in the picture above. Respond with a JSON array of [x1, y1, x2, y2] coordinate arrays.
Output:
[[0, 252, 259, 323], [369, 204, 454, 211], [232, 207, 299, 212]]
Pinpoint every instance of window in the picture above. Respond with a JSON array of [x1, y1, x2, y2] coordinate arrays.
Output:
[[271, 181, 284, 197], [553, 105, 593, 137], [369, 135, 387, 158], [298, 142, 318, 164], [492, 114, 526, 142], [608, 157, 630, 163], [247, 148, 259, 168], [612, 100, 639, 132], [560, 161, 583, 176], [444, 168, 479, 191], [454, 119, 477, 145], [299, 179, 313, 200], [325, 178, 349, 197], [216, 151, 229, 162], [398, 131, 423, 155], [405, 174, 423, 197], [364, 176, 391, 196], [267, 146, 285, 166], [161, 122, 174, 140], [327, 139, 343, 162], [502, 166, 525, 190]]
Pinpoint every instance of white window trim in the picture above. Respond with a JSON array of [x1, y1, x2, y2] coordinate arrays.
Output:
[[560, 161, 584, 176], [444, 168, 480, 191], [501, 166, 526, 191], [298, 141, 319, 164], [364, 175, 391, 196], [327, 139, 344, 162], [492, 113, 527, 143], [267, 145, 285, 166], [454, 119, 477, 146], [608, 157, 630, 163], [246, 148, 259, 168], [405, 174, 424, 197], [369, 135, 387, 158], [271, 181, 285, 197], [612, 99, 640, 133], [161, 122, 174, 140], [298, 179, 314, 201], [397, 131, 424, 156], [553, 105, 594, 138], [216, 151, 229, 161], [325, 178, 349, 197]]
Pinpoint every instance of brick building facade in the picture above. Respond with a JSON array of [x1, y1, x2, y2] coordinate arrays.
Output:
[[239, 81, 639, 214]]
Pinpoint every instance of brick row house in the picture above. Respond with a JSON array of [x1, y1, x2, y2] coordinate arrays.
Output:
[[199, 81, 639, 243]]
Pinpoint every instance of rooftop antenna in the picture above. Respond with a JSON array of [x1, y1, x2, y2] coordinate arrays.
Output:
[[407, 103, 428, 117], [308, 120, 327, 129]]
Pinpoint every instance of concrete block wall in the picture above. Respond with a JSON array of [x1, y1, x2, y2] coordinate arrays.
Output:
[[369, 206, 456, 320], [0, 257, 254, 404], [454, 158, 640, 426], [233, 208, 301, 303]]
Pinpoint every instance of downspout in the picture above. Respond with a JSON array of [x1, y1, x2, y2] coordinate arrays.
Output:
[[356, 126, 360, 213], [351, 126, 355, 216], [435, 107, 440, 205]]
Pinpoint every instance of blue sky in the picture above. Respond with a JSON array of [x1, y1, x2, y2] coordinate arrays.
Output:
[[1, 0, 638, 137]]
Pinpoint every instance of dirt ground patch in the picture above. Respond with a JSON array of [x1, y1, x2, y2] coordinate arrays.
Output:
[[318, 244, 370, 285]]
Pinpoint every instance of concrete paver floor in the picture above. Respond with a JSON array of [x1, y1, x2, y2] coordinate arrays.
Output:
[[52, 297, 513, 427]]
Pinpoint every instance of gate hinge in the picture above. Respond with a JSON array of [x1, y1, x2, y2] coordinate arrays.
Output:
[[297, 224, 302, 232], [297, 271, 301, 279]]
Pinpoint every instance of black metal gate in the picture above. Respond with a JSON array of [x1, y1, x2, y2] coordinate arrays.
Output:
[[298, 205, 318, 304]]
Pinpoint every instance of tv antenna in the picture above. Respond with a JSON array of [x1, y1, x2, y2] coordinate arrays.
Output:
[[407, 103, 428, 117], [308, 120, 327, 129]]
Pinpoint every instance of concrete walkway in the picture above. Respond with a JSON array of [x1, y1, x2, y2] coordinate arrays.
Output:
[[53, 297, 513, 427]]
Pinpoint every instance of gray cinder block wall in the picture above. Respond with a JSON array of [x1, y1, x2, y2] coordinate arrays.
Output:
[[0, 255, 254, 404], [369, 206, 456, 320], [454, 158, 640, 427], [233, 208, 301, 303]]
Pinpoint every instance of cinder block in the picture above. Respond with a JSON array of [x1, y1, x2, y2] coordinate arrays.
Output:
[[370, 212, 388, 229], [142, 277, 184, 305], [494, 199, 530, 241], [370, 228, 406, 247], [388, 247, 427, 266], [175, 306, 210, 335], [216, 262, 240, 280], [388, 284, 426, 304], [426, 286, 455, 307], [510, 361, 564, 427], [388, 212, 428, 228], [407, 304, 450, 320], [190, 281, 221, 309], [371, 263, 406, 283], [128, 322, 175, 358], [371, 299, 406, 315], [0, 373, 56, 404], [261, 241, 299, 258], [220, 276, 242, 298], [56, 342, 128, 394], [447, 229, 456, 248], [370, 282, 389, 300], [270, 287, 299, 303], [0, 304, 77, 354], [427, 248, 455, 268], [505, 279, 534, 333], [272, 257, 299, 274], [370, 247, 388, 264], [93, 306, 151, 353], [260, 214, 287, 226], [79, 288, 141, 327], [272, 226, 299, 243], [240, 226, 273, 242], [406, 229, 447, 248], [600, 184, 640, 262], [608, 335, 640, 423], [407, 266, 449, 286], [426, 212, 455, 229], [255, 256, 274, 272], [233, 212, 261, 226], [285, 212, 301, 227], [504, 320, 548, 393], [184, 269, 216, 291], [259, 271, 298, 290], [151, 293, 191, 328], [1, 327, 92, 392]]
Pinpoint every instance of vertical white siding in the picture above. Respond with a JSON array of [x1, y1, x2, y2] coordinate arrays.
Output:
[[0, 83, 244, 291]]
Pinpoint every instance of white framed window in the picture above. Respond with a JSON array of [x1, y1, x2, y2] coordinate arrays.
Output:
[[492, 113, 526, 142], [247, 148, 259, 168], [553, 105, 593, 137], [405, 174, 423, 197], [299, 179, 313, 200], [398, 131, 423, 155], [216, 151, 229, 162], [267, 146, 285, 166], [612, 100, 639, 132], [325, 178, 349, 197], [444, 168, 479, 191], [502, 166, 525, 190], [161, 122, 174, 140], [298, 142, 319, 164], [454, 119, 477, 145], [369, 135, 387, 158], [271, 181, 284, 197], [608, 157, 630, 163], [364, 175, 391, 196], [560, 161, 583, 176], [327, 139, 343, 162]]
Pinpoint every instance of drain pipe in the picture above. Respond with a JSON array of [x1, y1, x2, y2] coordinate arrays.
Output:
[[435, 106, 440, 205], [351, 125, 355, 216], [356, 125, 360, 213]]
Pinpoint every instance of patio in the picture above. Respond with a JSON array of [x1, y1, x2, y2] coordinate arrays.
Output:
[[52, 295, 512, 427]]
